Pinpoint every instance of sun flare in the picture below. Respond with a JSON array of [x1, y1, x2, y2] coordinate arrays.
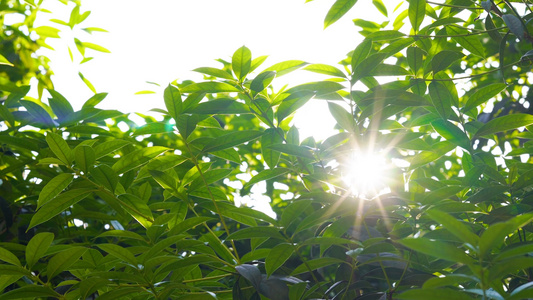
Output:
[[343, 151, 390, 198]]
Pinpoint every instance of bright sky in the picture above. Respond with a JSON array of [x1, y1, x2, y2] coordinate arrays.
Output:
[[35, 0, 387, 140]]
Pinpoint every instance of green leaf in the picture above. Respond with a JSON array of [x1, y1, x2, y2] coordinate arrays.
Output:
[[133, 122, 174, 136], [203, 130, 263, 152], [188, 99, 250, 114], [0, 54, 14, 66], [82, 92, 107, 108], [267, 144, 315, 159], [475, 114, 533, 137], [328, 102, 356, 133], [176, 114, 198, 139], [372, 0, 387, 16], [90, 165, 118, 192], [47, 247, 87, 280], [502, 14, 524, 39], [463, 83, 506, 112], [232, 46, 252, 81], [117, 194, 154, 228], [29, 188, 94, 229], [324, 0, 358, 29], [150, 170, 178, 192], [396, 288, 474, 300], [97, 243, 137, 265], [409, 141, 456, 169], [48, 89, 74, 122], [352, 52, 388, 83], [399, 238, 474, 264], [351, 38, 372, 72], [367, 30, 405, 41], [426, 209, 478, 246], [431, 119, 471, 151], [189, 168, 232, 191], [21, 100, 56, 127], [276, 92, 314, 122], [428, 81, 454, 119], [261, 128, 284, 168], [180, 82, 239, 93], [193, 67, 234, 80], [164, 84, 182, 120], [25, 232, 54, 269], [112, 146, 168, 174], [250, 71, 276, 95], [250, 55, 269, 73], [227, 227, 284, 240], [0, 285, 58, 300], [303, 64, 345, 77], [46, 132, 73, 165], [281, 200, 312, 228], [409, 0, 426, 33], [266, 243, 294, 277], [264, 60, 308, 76], [431, 51, 465, 74], [78, 72, 96, 93], [34, 26, 60, 38], [245, 168, 290, 189], [97, 230, 146, 242], [479, 214, 533, 258], [447, 26, 485, 58], [81, 41, 110, 53], [38, 173, 74, 209], [291, 257, 345, 275], [75, 145, 95, 173], [0, 247, 21, 266]]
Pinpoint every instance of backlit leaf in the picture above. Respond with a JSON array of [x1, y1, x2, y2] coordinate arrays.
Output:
[[324, 0, 358, 28], [475, 114, 533, 137]]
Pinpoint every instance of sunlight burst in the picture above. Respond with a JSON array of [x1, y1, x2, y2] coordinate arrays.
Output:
[[343, 151, 390, 198]]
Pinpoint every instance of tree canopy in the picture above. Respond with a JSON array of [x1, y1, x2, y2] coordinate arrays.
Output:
[[2, 0, 533, 299]]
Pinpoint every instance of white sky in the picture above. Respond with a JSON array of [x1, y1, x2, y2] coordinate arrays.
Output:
[[35, 0, 387, 140]]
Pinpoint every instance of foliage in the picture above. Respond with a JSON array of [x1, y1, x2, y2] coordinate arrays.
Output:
[[3, 0, 533, 299]]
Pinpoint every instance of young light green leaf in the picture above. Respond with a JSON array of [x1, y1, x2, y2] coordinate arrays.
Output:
[[176, 114, 198, 139], [188, 99, 250, 114], [47, 247, 87, 280], [29, 188, 94, 229], [202, 130, 263, 152], [0, 54, 14, 66], [265, 243, 294, 277], [475, 114, 533, 137], [409, 0, 425, 33], [164, 84, 182, 120], [352, 52, 388, 83], [324, 0, 358, 29], [46, 132, 73, 165], [367, 30, 405, 41], [232, 46, 252, 81], [25, 232, 54, 269]]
